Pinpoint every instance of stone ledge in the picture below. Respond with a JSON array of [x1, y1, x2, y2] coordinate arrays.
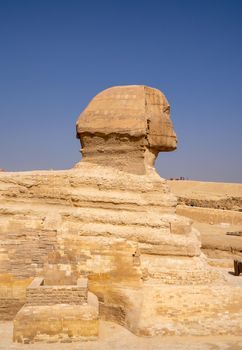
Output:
[[176, 205, 242, 225]]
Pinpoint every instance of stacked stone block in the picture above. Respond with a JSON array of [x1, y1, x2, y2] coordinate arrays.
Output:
[[13, 277, 99, 343]]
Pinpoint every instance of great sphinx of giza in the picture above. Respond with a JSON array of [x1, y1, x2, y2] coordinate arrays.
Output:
[[0, 86, 241, 340]]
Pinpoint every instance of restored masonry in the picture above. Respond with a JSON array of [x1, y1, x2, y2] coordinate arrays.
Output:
[[13, 277, 99, 343], [26, 277, 88, 305]]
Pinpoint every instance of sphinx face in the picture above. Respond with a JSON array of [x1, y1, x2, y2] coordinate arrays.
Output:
[[145, 88, 177, 152]]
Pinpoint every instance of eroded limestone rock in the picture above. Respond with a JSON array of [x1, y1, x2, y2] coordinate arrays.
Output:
[[0, 85, 241, 339], [76, 85, 177, 174]]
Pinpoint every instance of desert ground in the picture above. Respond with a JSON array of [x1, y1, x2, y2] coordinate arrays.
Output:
[[1, 320, 242, 350]]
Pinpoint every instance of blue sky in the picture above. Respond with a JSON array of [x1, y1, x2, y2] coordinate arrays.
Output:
[[0, 0, 241, 182]]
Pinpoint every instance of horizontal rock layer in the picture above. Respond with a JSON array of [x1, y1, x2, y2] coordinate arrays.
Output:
[[0, 164, 241, 336]]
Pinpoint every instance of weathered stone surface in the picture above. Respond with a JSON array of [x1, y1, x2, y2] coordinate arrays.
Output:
[[13, 277, 99, 343], [136, 284, 242, 336], [26, 277, 88, 305], [13, 304, 99, 343], [176, 205, 242, 225], [0, 85, 241, 338], [76, 85, 177, 174]]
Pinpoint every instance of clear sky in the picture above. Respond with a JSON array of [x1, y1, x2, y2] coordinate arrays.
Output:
[[0, 0, 241, 182]]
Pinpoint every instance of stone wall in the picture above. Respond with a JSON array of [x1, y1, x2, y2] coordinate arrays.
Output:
[[26, 277, 88, 306], [0, 229, 57, 320], [176, 205, 242, 225], [0, 276, 32, 320], [13, 277, 99, 343], [13, 304, 99, 343], [0, 230, 57, 279], [177, 196, 242, 211]]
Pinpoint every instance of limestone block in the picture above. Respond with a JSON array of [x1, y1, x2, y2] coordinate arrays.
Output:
[[26, 277, 88, 305], [176, 205, 242, 225], [135, 283, 242, 336], [0, 274, 33, 320], [13, 303, 99, 343]]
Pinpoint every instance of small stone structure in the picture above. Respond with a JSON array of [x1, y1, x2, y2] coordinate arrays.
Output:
[[13, 277, 99, 343]]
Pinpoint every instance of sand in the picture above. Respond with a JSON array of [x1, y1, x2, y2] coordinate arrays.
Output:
[[1, 320, 242, 350]]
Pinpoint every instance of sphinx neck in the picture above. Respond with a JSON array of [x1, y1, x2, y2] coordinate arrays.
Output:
[[79, 134, 158, 175]]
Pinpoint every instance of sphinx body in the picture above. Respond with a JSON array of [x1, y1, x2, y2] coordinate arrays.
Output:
[[0, 86, 241, 337]]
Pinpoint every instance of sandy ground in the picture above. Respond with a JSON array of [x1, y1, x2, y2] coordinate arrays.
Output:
[[168, 180, 242, 199], [1, 321, 242, 350]]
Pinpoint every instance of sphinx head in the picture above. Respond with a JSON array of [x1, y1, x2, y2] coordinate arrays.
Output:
[[76, 85, 177, 174]]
